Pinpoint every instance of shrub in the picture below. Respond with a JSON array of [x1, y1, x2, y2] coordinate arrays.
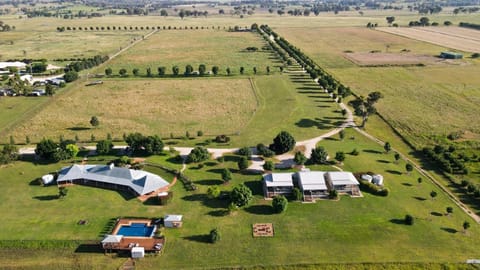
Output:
[[293, 187, 303, 201], [237, 147, 252, 159], [350, 148, 359, 156], [207, 186, 221, 199], [215, 135, 230, 143], [272, 195, 288, 213], [263, 160, 274, 171], [209, 228, 220, 243], [358, 180, 389, 197], [257, 143, 275, 157], [378, 188, 390, 196], [63, 71, 78, 82], [329, 189, 338, 199], [405, 214, 414, 225], [221, 168, 232, 183], [237, 156, 249, 171]]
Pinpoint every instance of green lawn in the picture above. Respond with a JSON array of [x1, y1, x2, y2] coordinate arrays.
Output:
[[1, 128, 478, 269]]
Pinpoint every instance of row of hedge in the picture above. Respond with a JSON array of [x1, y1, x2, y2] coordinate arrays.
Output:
[[56, 25, 233, 32], [258, 25, 351, 98], [0, 240, 97, 249]]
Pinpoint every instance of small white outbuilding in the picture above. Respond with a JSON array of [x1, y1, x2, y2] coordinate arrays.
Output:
[[41, 174, 54, 185], [361, 174, 373, 183], [164, 215, 183, 228], [131, 247, 145, 258], [372, 174, 384, 186]]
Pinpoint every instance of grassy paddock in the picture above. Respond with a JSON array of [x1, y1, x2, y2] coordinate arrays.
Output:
[[105, 30, 280, 76], [6, 74, 341, 147], [0, 18, 146, 60], [276, 26, 480, 147]]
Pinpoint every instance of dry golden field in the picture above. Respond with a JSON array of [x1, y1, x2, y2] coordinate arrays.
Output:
[[105, 29, 279, 75], [9, 78, 257, 142], [378, 26, 480, 53]]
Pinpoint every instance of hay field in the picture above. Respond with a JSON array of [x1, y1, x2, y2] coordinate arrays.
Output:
[[275, 27, 450, 68], [105, 30, 279, 75], [378, 27, 480, 53], [277, 26, 480, 146], [8, 78, 257, 142]]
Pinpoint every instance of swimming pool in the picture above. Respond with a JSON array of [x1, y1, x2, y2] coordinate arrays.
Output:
[[117, 223, 156, 237]]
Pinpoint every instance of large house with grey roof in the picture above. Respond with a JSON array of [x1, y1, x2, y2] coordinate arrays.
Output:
[[57, 164, 170, 196]]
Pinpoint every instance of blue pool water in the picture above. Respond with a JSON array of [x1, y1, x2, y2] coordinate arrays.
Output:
[[117, 223, 155, 237]]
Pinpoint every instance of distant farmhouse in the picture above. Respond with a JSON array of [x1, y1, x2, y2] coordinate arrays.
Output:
[[263, 170, 361, 201], [57, 164, 170, 197]]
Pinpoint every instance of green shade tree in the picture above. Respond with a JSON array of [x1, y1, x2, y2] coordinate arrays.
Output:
[[209, 228, 220, 243], [58, 187, 68, 198], [294, 151, 307, 165], [405, 214, 414, 225], [394, 152, 400, 163], [172, 66, 179, 76], [384, 142, 391, 153], [272, 195, 288, 213], [463, 221, 470, 233], [90, 116, 99, 127], [119, 68, 127, 76], [221, 168, 232, 183], [35, 139, 58, 160], [263, 160, 274, 171], [207, 186, 221, 199], [65, 144, 79, 159], [158, 66, 166, 76], [230, 183, 252, 207], [270, 131, 295, 154], [212, 66, 219, 75], [310, 146, 328, 164], [0, 144, 18, 164], [237, 156, 249, 171], [335, 151, 345, 164], [96, 140, 113, 155], [198, 64, 206, 75], [105, 67, 112, 76], [406, 163, 413, 175], [63, 71, 78, 82]]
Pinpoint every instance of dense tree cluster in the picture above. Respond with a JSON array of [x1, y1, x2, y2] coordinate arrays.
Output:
[[0, 20, 14, 32], [66, 55, 109, 73], [35, 139, 79, 161], [125, 133, 164, 155], [186, 146, 209, 163], [459, 22, 480, 30], [422, 145, 469, 175]]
